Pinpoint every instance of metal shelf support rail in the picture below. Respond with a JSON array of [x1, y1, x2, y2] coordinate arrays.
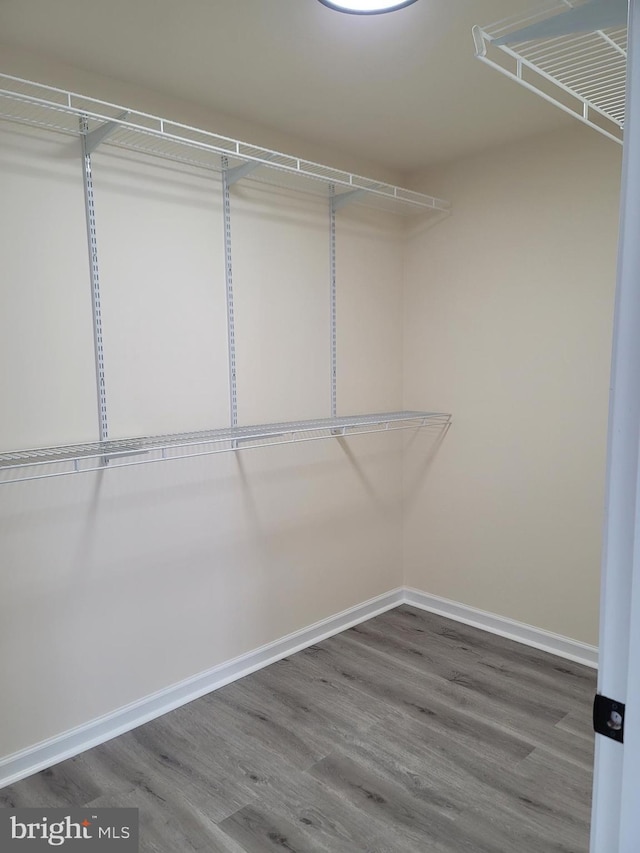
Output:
[[326, 185, 379, 417], [221, 156, 238, 428], [473, 1, 626, 145], [329, 186, 338, 418], [0, 412, 452, 485], [80, 115, 109, 449]]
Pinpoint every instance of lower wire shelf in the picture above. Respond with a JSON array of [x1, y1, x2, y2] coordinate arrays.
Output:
[[0, 411, 452, 485]]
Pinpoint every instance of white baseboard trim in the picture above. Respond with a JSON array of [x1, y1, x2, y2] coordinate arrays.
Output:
[[0, 587, 404, 791], [403, 587, 598, 670], [1, 585, 598, 789]]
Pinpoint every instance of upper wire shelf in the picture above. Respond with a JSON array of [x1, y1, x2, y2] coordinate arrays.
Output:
[[473, 0, 626, 144], [0, 73, 450, 217], [0, 412, 452, 485]]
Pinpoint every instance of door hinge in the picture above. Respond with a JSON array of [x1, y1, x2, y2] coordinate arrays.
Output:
[[593, 694, 625, 743]]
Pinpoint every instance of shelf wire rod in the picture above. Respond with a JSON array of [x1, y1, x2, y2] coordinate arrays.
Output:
[[583, 74, 628, 92], [222, 157, 238, 428], [497, 44, 625, 131], [329, 185, 337, 418], [597, 88, 629, 105], [540, 48, 627, 77], [520, 28, 611, 53], [560, 68, 628, 93], [586, 89, 627, 107], [542, 55, 627, 82], [521, 34, 608, 64], [80, 115, 109, 450], [516, 39, 626, 69], [593, 28, 627, 59], [558, 65, 627, 89], [474, 46, 623, 143], [513, 31, 604, 57], [526, 45, 625, 75], [528, 55, 616, 79]]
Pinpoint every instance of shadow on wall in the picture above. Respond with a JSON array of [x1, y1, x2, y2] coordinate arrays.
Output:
[[72, 468, 106, 582], [0, 425, 449, 755], [335, 436, 388, 510], [403, 421, 452, 511]]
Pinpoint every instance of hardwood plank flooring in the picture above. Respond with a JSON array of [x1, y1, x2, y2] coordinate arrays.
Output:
[[0, 605, 596, 852]]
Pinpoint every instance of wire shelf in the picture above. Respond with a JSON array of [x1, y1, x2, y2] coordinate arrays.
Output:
[[473, 0, 626, 144], [0, 412, 452, 484], [0, 73, 450, 217]]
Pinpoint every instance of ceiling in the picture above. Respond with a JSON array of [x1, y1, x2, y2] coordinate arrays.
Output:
[[0, 0, 576, 173]]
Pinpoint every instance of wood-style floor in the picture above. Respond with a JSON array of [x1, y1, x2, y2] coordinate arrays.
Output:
[[0, 606, 596, 852]]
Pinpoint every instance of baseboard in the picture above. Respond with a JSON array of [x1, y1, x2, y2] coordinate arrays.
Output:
[[0, 587, 404, 790], [1, 584, 598, 789], [403, 587, 598, 669]]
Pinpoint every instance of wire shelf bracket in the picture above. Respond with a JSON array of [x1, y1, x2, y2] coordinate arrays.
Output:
[[226, 156, 275, 187], [473, 0, 627, 145], [331, 187, 378, 212], [84, 110, 129, 155]]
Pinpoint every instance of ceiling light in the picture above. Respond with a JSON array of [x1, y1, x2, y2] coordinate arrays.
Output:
[[318, 0, 419, 14]]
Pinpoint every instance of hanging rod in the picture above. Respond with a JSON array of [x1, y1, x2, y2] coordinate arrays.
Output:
[[0, 412, 452, 485]]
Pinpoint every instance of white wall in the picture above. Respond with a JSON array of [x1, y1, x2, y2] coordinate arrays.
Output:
[[0, 48, 622, 766], [92, 147, 230, 437], [0, 123, 97, 448], [231, 183, 330, 424], [0, 61, 405, 758], [403, 126, 622, 646], [0, 42, 402, 187]]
